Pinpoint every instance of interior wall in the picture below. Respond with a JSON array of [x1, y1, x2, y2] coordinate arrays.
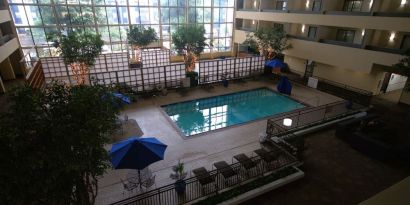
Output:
[[0, 58, 15, 80], [313, 63, 384, 94], [284, 55, 306, 75], [378, 0, 410, 12], [286, 54, 384, 93], [322, 0, 344, 11], [399, 86, 410, 105], [386, 73, 408, 92]]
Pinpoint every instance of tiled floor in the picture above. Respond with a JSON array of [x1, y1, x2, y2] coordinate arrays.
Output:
[[96, 79, 342, 205]]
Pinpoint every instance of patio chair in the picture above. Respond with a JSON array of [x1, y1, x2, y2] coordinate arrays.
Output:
[[254, 149, 279, 171], [213, 161, 239, 186], [233, 153, 257, 178], [192, 167, 217, 194], [120, 178, 138, 196], [141, 175, 156, 190]]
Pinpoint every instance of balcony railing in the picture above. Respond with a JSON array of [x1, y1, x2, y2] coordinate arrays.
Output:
[[287, 34, 316, 42], [319, 39, 362, 49], [372, 12, 410, 17], [266, 100, 363, 138], [324, 11, 372, 16], [365, 45, 406, 55], [239, 8, 410, 18], [111, 141, 300, 205], [236, 27, 257, 32]]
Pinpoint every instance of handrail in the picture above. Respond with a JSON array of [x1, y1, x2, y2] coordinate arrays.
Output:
[[111, 142, 298, 205], [266, 100, 363, 138]]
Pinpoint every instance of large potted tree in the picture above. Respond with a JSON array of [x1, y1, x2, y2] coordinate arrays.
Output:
[[243, 26, 292, 60], [243, 26, 292, 75], [60, 30, 103, 85], [172, 25, 207, 87], [127, 26, 159, 68], [0, 83, 120, 204]]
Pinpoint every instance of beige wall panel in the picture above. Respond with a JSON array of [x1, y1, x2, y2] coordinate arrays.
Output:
[[313, 63, 385, 93], [399, 90, 410, 105], [0, 10, 11, 24], [0, 38, 19, 63], [283, 39, 402, 73], [236, 11, 410, 32], [0, 58, 16, 80]]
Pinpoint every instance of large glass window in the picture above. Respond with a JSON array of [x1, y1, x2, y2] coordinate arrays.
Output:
[[336, 29, 355, 43], [8, 0, 235, 56], [343, 0, 363, 12]]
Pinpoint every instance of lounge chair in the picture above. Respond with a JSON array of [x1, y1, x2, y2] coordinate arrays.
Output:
[[213, 161, 239, 186], [233, 153, 257, 177], [254, 149, 279, 170], [192, 167, 216, 194]]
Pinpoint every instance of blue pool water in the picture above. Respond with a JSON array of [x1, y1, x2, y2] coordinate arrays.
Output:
[[162, 88, 305, 136]]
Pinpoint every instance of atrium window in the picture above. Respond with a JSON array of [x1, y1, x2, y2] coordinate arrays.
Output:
[[7, 0, 235, 57]]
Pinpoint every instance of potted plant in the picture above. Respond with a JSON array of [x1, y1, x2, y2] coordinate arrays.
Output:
[[170, 160, 188, 194], [243, 26, 292, 60], [60, 30, 103, 85], [172, 25, 207, 87], [127, 26, 158, 68]]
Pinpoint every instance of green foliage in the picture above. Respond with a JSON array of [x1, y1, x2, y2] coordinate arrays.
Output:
[[127, 26, 159, 48], [194, 167, 298, 205], [170, 160, 188, 181], [0, 83, 120, 205], [243, 26, 292, 56], [60, 30, 104, 67], [172, 24, 207, 56]]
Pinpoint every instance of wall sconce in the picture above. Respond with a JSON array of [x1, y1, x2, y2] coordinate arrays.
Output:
[[361, 29, 365, 36], [301, 25, 305, 33], [389, 32, 396, 41], [369, 0, 373, 8], [401, 0, 407, 5], [306, 0, 310, 8], [254, 0, 257, 8], [283, 118, 293, 127], [252, 20, 256, 25]]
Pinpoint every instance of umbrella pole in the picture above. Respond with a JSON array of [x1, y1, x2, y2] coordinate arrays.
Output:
[[138, 169, 142, 189]]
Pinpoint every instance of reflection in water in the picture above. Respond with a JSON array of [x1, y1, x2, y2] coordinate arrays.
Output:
[[170, 105, 228, 136], [164, 88, 304, 136]]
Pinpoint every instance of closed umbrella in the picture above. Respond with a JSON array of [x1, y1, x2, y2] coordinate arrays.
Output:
[[113, 92, 131, 104], [110, 137, 167, 187]]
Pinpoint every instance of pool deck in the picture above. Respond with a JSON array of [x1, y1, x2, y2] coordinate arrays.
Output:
[[96, 79, 342, 205]]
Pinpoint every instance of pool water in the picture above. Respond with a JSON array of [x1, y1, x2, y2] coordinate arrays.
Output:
[[162, 88, 305, 136]]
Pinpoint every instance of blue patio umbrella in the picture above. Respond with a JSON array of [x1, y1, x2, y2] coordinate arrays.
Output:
[[113, 92, 131, 104], [265, 59, 286, 68], [110, 137, 167, 187]]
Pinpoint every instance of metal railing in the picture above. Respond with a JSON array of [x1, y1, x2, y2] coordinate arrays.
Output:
[[198, 56, 264, 85], [266, 100, 361, 138], [111, 141, 299, 205], [285, 71, 373, 106]]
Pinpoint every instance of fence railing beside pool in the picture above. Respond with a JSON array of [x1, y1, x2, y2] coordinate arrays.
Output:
[[266, 100, 363, 138], [110, 141, 299, 205], [40, 54, 265, 93]]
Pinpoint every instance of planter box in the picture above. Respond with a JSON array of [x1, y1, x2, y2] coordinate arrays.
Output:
[[217, 167, 304, 205]]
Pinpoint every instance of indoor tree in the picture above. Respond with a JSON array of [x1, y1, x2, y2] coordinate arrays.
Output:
[[172, 24, 207, 72], [60, 30, 103, 85], [243, 26, 292, 59], [0, 83, 120, 205], [127, 25, 158, 63]]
